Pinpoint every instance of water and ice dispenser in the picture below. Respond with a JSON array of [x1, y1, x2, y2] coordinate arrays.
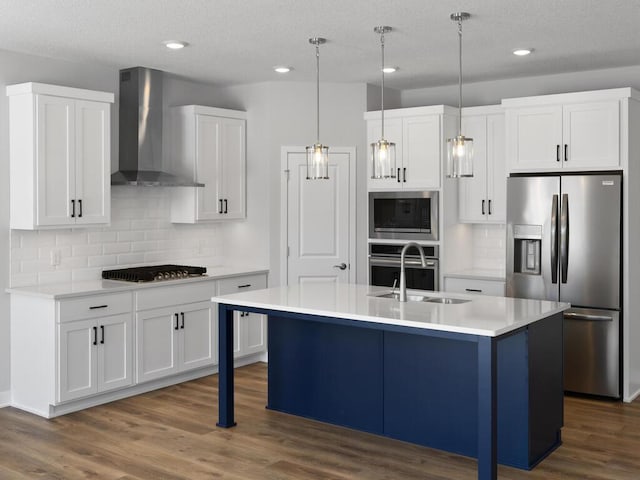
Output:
[[513, 225, 542, 275]]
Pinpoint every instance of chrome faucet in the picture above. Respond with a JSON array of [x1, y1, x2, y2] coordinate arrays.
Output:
[[399, 242, 427, 302]]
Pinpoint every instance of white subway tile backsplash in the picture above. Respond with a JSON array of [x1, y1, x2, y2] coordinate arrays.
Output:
[[471, 224, 506, 271], [10, 189, 223, 287]]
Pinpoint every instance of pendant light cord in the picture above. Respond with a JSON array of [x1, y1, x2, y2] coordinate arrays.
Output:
[[316, 43, 320, 144], [457, 18, 463, 135], [380, 30, 385, 139]]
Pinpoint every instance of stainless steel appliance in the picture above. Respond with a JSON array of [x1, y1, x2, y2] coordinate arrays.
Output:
[[102, 265, 207, 282], [369, 243, 439, 291], [506, 172, 622, 398], [369, 191, 438, 241]]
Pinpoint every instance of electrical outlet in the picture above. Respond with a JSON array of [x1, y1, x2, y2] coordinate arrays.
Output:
[[50, 249, 61, 266]]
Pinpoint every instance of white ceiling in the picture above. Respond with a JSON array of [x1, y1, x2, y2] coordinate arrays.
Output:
[[1, 0, 639, 90]]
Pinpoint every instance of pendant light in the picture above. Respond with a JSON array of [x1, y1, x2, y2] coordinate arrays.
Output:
[[306, 37, 329, 180], [446, 12, 474, 178], [371, 26, 396, 179]]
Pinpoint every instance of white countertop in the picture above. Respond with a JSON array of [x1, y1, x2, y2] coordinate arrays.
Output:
[[6, 266, 269, 299], [444, 269, 506, 281], [212, 283, 569, 337]]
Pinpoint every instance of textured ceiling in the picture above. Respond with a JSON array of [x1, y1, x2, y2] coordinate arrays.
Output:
[[0, 0, 639, 90]]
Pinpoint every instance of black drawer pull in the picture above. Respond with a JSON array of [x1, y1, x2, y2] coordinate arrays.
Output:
[[397, 168, 401, 182], [100, 325, 105, 344], [71, 199, 76, 218], [564, 144, 568, 162], [78, 199, 83, 218], [174, 313, 179, 330], [488, 199, 492, 215], [556, 144, 560, 162], [237, 284, 252, 289], [180, 312, 185, 329], [465, 288, 482, 293], [92, 326, 98, 346], [219, 199, 223, 214], [403, 167, 406, 182], [224, 199, 228, 214], [89, 304, 108, 310]]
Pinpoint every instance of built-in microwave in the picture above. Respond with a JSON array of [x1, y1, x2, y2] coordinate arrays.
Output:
[[368, 191, 439, 241]]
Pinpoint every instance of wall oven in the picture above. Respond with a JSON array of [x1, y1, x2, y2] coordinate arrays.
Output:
[[369, 243, 439, 291], [369, 191, 438, 241]]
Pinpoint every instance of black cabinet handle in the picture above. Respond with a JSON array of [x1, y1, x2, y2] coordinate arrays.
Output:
[[224, 199, 228, 214], [556, 144, 560, 162], [219, 199, 223, 214], [482, 199, 485, 215], [89, 304, 108, 310], [465, 288, 482, 293], [78, 199, 83, 218], [180, 312, 185, 329], [237, 284, 252, 289], [92, 326, 97, 345], [174, 313, 179, 330], [403, 167, 407, 182], [71, 199, 76, 218], [397, 168, 401, 182], [564, 144, 568, 162], [100, 325, 105, 344], [488, 199, 492, 215]]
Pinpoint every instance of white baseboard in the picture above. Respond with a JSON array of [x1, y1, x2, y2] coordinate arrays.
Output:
[[624, 383, 640, 403], [0, 390, 11, 408]]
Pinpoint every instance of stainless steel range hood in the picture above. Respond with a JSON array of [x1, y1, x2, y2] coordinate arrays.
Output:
[[112, 67, 203, 186]]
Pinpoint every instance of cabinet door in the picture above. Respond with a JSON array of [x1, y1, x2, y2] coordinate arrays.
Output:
[[458, 115, 488, 223], [219, 118, 246, 219], [58, 319, 97, 402], [180, 301, 216, 371], [36, 94, 75, 227], [506, 106, 563, 171], [241, 313, 267, 356], [74, 100, 110, 225], [136, 307, 179, 383], [366, 118, 403, 190], [195, 114, 224, 220], [486, 114, 506, 223], [562, 101, 619, 169], [97, 313, 133, 393], [402, 115, 441, 189]]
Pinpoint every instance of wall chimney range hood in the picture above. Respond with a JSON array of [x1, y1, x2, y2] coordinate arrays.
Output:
[[111, 67, 203, 186]]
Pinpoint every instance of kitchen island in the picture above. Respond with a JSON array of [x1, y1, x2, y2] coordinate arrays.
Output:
[[212, 283, 569, 480]]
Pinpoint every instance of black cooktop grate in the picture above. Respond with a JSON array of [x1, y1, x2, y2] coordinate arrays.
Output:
[[102, 265, 207, 282]]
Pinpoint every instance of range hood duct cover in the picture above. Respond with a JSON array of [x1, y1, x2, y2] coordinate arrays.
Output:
[[112, 67, 203, 186]]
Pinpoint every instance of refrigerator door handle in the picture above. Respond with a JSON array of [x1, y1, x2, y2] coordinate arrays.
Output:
[[560, 193, 569, 283], [564, 312, 613, 322], [551, 194, 559, 284]]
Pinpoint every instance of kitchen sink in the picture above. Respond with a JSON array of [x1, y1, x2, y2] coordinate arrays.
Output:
[[369, 292, 431, 302], [426, 297, 470, 304]]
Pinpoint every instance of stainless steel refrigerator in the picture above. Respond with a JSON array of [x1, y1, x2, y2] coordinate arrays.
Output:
[[506, 173, 622, 398]]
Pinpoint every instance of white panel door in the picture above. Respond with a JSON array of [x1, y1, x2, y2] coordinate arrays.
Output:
[[180, 301, 215, 371], [97, 313, 133, 393], [219, 117, 246, 219], [58, 319, 96, 402], [366, 117, 403, 190], [458, 115, 488, 223], [36, 94, 75, 226], [195, 114, 223, 220], [136, 307, 179, 383], [402, 115, 441, 189], [506, 105, 563, 171], [75, 100, 110, 225], [562, 101, 619, 168], [285, 149, 352, 285]]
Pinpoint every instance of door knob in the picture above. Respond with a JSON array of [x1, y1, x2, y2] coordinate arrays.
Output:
[[333, 263, 347, 270]]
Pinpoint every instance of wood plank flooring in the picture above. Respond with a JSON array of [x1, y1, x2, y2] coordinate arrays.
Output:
[[1, 363, 639, 479]]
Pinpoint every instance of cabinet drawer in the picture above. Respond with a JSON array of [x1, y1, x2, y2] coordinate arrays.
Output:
[[217, 274, 267, 295], [136, 281, 215, 311], [444, 277, 505, 296], [58, 292, 132, 323]]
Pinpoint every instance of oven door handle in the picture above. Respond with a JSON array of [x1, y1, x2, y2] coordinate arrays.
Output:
[[369, 257, 437, 268]]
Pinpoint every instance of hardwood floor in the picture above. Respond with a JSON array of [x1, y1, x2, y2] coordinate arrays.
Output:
[[1, 363, 639, 479]]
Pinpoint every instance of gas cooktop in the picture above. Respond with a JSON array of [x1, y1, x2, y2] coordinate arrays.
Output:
[[102, 265, 207, 283]]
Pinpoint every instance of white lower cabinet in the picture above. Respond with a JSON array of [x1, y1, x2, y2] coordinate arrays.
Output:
[[444, 276, 506, 296], [217, 274, 268, 358], [58, 312, 133, 403]]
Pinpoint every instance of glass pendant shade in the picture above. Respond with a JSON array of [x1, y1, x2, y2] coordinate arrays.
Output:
[[306, 143, 329, 179], [446, 135, 474, 177], [371, 139, 396, 178]]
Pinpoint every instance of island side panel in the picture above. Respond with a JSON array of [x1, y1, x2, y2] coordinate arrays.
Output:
[[267, 314, 384, 434]]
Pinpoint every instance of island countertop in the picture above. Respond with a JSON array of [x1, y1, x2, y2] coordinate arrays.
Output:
[[212, 283, 569, 337]]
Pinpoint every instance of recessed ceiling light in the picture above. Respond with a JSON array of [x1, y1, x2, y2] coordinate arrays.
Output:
[[512, 48, 533, 56], [274, 66, 292, 73], [163, 40, 189, 50], [382, 66, 398, 73]]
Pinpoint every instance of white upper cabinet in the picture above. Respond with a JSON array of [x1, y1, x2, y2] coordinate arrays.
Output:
[[458, 107, 506, 223], [503, 90, 626, 172], [7, 83, 113, 229], [170, 105, 247, 223], [365, 106, 454, 191]]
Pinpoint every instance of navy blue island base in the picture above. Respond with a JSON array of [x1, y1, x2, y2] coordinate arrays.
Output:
[[216, 304, 563, 480]]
